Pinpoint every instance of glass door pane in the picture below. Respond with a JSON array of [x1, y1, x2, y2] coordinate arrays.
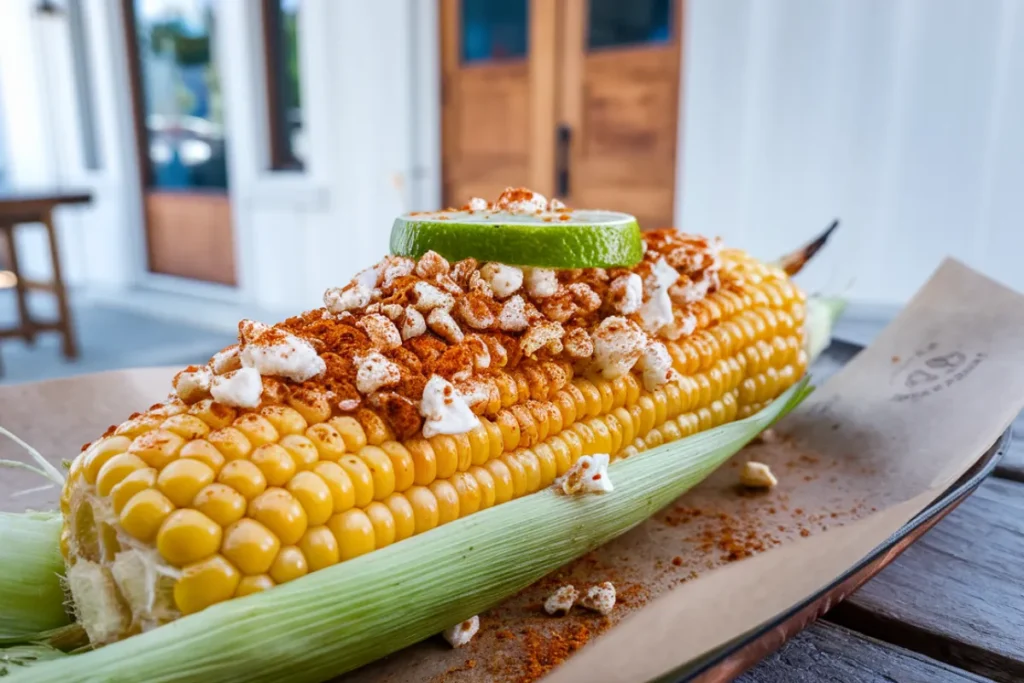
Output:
[[588, 0, 672, 50], [132, 0, 227, 191], [461, 0, 528, 64]]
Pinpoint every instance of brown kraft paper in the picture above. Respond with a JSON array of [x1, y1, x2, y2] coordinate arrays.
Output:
[[1, 257, 1022, 683]]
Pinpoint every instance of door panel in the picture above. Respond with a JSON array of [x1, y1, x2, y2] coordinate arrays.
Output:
[[441, 0, 534, 206], [124, 0, 237, 285]]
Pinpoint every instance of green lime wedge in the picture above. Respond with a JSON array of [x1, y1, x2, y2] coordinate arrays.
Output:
[[389, 209, 643, 268]]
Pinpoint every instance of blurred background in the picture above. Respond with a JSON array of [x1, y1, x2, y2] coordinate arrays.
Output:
[[0, 0, 1019, 384]]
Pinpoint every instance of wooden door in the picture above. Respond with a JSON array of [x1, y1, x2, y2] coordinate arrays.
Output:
[[558, 0, 683, 230], [439, 0, 558, 206], [123, 0, 237, 286]]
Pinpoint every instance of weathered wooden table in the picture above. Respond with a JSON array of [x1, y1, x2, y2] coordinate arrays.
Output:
[[738, 315, 1024, 683], [0, 187, 92, 375]]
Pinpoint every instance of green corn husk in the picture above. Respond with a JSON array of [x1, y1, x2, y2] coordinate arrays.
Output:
[[2, 297, 842, 683], [0, 512, 70, 640]]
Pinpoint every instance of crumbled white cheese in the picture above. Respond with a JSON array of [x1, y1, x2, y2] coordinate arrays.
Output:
[[563, 327, 595, 359], [497, 295, 531, 332], [520, 319, 564, 356], [354, 264, 381, 290], [548, 197, 566, 211], [427, 308, 464, 344], [479, 262, 523, 299], [464, 335, 491, 369], [380, 303, 404, 320], [467, 197, 489, 211], [590, 316, 646, 379], [210, 367, 263, 409], [568, 282, 601, 313], [579, 582, 616, 616], [410, 281, 455, 312], [414, 251, 450, 279], [555, 453, 613, 495], [609, 273, 643, 315], [355, 352, 402, 395], [356, 313, 403, 351], [382, 257, 416, 289], [544, 585, 579, 616], [211, 345, 241, 374], [454, 379, 490, 407], [637, 341, 676, 391], [401, 306, 427, 340], [740, 461, 778, 489], [495, 187, 548, 213], [670, 275, 713, 305], [174, 365, 213, 403], [324, 284, 372, 314], [639, 258, 679, 335], [442, 615, 480, 648], [238, 320, 326, 382], [337, 398, 360, 412], [524, 268, 558, 298], [420, 375, 480, 438]]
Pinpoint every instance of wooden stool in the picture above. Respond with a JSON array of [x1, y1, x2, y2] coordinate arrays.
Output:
[[0, 189, 91, 376]]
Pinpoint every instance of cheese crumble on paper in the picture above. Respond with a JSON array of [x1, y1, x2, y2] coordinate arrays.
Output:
[[555, 454, 613, 495], [442, 615, 480, 648]]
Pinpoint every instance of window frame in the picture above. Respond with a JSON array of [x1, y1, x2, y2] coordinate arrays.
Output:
[[261, 0, 303, 171]]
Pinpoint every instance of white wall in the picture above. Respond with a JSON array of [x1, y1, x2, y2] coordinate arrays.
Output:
[[678, 0, 1024, 306]]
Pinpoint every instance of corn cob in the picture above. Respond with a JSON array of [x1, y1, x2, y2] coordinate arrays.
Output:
[[58, 214, 807, 647]]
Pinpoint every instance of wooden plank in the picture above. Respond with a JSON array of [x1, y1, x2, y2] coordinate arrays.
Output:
[[826, 478, 1024, 683], [994, 411, 1024, 483], [144, 192, 236, 286], [737, 621, 992, 683], [528, 0, 558, 196]]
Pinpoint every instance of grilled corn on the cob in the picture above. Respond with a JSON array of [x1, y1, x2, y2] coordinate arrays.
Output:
[[59, 191, 808, 647]]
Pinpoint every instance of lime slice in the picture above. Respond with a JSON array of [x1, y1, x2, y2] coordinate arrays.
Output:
[[389, 208, 643, 268]]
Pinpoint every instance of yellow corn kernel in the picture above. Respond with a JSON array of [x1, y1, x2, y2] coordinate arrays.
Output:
[[161, 414, 211, 441], [96, 453, 148, 497], [570, 422, 597, 456], [659, 419, 682, 444], [312, 461, 355, 513], [500, 453, 527, 498], [279, 434, 319, 471], [217, 460, 267, 500], [604, 415, 624, 455], [179, 440, 226, 473], [260, 405, 307, 436], [494, 411, 521, 452], [157, 458, 216, 507], [287, 388, 332, 425], [597, 380, 615, 414], [548, 436, 573, 476], [174, 554, 240, 615], [697, 406, 713, 431], [635, 397, 656, 437], [365, 502, 396, 548], [644, 429, 665, 449], [338, 454, 375, 507], [405, 486, 440, 534], [611, 407, 636, 447], [483, 459, 514, 505], [269, 546, 308, 584], [358, 446, 397, 501], [429, 480, 460, 525], [305, 423, 346, 462], [120, 489, 175, 542], [207, 427, 252, 462], [469, 466, 497, 510], [189, 399, 237, 430], [222, 518, 281, 575], [233, 414, 278, 448], [286, 471, 333, 526], [109, 467, 158, 514], [532, 444, 558, 488], [114, 414, 162, 438], [467, 424, 490, 466], [554, 389, 578, 429], [651, 391, 668, 428], [406, 438, 437, 487], [249, 488, 308, 546], [452, 432, 473, 471], [515, 450, 542, 494], [429, 435, 459, 479], [380, 442, 415, 492], [82, 436, 133, 485], [384, 492, 416, 542], [157, 509, 222, 566], [586, 418, 613, 454], [450, 472, 482, 517], [193, 483, 247, 527], [482, 420, 503, 460], [235, 574, 275, 597], [250, 444, 297, 488], [542, 401, 563, 439], [129, 429, 185, 470], [298, 526, 340, 571], [329, 509, 375, 561], [329, 416, 367, 452]]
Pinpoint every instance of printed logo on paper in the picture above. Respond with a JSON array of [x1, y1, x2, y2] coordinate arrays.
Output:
[[890, 342, 986, 402]]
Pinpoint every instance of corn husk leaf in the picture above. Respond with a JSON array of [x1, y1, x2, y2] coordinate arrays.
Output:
[[3, 297, 844, 682], [0, 512, 70, 640]]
